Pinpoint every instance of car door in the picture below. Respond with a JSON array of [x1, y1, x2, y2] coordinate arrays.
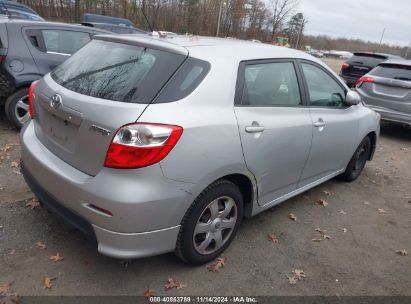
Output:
[[23, 27, 92, 74], [234, 59, 313, 206], [298, 60, 359, 187]]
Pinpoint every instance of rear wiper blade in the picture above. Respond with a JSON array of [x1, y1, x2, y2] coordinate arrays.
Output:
[[393, 77, 411, 81]]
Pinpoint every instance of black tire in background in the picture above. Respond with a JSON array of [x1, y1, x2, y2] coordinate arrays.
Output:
[[175, 180, 244, 265], [339, 136, 371, 182], [5, 88, 30, 129]]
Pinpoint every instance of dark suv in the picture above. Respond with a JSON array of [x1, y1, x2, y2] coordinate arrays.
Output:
[[0, 19, 109, 128], [339, 52, 402, 87], [0, 0, 43, 21]]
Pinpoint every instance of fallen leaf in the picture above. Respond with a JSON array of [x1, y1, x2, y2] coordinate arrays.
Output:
[[323, 190, 334, 196], [293, 269, 306, 280], [363, 201, 370, 205], [0, 145, 12, 152], [267, 234, 279, 243], [286, 275, 297, 285], [396, 250, 408, 256], [42, 277, 56, 289], [165, 277, 186, 290], [206, 258, 225, 272], [289, 213, 297, 221], [337, 210, 347, 215], [315, 199, 328, 206], [10, 161, 19, 168], [400, 147, 408, 151], [342, 228, 348, 233], [378, 208, 387, 214], [35, 242, 46, 250], [315, 228, 331, 240], [0, 282, 12, 295], [9, 249, 15, 255], [26, 198, 40, 210], [48, 253, 64, 262], [12, 170, 21, 175], [143, 288, 155, 298], [311, 238, 322, 242]]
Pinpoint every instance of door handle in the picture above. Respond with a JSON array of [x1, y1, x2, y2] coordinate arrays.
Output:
[[245, 126, 265, 133], [313, 119, 325, 128]]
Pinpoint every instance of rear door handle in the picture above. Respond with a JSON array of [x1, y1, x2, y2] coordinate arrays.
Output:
[[245, 126, 265, 133], [313, 119, 325, 128]]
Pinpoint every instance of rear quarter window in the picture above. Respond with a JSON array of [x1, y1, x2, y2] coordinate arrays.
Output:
[[51, 39, 186, 103], [154, 57, 210, 103]]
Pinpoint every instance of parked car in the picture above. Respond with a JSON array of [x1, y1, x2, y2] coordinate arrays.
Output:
[[339, 52, 402, 87], [356, 59, 411, 125], [0, 19, 110, 128], [21, 35, 380, 264], [0, 0, 43, 21], [81, 13, 147, 35]]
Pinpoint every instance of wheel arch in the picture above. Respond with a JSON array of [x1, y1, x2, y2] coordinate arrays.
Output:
[[366, 131, 377, 161]]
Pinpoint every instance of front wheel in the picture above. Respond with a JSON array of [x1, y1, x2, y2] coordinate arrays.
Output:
[[5, 88, 30, 129], [175, 180, 243, 265], [339, 136, 371, 182]]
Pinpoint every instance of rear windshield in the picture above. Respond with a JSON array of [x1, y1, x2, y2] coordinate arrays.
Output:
[[348, 54, 387, 67], [51, 39, 186, 103], [370, 64, 411, 81]]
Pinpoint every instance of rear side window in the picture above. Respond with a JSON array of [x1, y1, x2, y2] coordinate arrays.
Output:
[[348, 54, 387, 67], [155, 57, 210, 103], [42, 30, 91, 55], [370, 64, 411, 81], [240, 62, 301, 106], [51, 39, 186, 103]]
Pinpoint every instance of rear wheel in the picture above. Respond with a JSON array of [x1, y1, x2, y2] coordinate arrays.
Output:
[[339, 136, 371, 182], [175, 180, 243, 265], [5, 88, 30, 129]]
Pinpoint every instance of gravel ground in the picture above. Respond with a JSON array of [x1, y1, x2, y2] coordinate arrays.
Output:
[[0, 58, 410, 297]]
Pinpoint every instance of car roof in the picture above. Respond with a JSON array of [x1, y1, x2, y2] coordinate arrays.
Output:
[[353, 52, 402, 59], [94, 34, 320, 63], [0, 18, 111, 33], [378, 59, 411, 67]]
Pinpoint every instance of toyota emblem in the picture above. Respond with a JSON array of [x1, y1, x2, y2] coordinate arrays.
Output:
[[50, 94, 62, 109]]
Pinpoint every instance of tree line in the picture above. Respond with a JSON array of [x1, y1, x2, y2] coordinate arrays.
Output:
[[18, 0, 410, 58]]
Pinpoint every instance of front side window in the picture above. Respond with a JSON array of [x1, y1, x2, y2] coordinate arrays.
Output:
[[51, 39, 186, 103], [242, 62, 301, 106], [301, 63, 345, 108], [42, 30, 91, 55]]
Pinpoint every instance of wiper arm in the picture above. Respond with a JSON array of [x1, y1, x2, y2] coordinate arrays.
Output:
[[62, 58, 140, 86]]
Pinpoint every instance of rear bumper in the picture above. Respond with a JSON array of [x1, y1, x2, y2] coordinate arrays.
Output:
[[20, 121, 198, 259], [339, 74, 358, 87], [363, 104, 411, 125]]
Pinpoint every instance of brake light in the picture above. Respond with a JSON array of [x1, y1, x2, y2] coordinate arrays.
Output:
[[341, 63, 349, 70], [28, 80, 38, 119], [0, 55, 5, 64], [356, 76, 374, 87], [104, 123, 183, 169]]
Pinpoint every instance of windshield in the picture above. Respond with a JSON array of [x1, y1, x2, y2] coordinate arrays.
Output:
[[51, 39, 186, 103]]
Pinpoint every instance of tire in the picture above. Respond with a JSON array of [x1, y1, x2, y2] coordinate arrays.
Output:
[[5, 88, 30, 129], [175, 180, 243, 265], [339, 136, 371, 182]]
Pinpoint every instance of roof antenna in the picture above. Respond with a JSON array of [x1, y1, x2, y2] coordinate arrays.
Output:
[[141, 9, 153, 33]]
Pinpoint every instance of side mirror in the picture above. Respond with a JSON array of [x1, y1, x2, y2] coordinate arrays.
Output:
[[345, 90, 361, 106]]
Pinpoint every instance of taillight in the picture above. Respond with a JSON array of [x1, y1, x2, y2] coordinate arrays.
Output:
[[28, 80, 38, 119], [0, 55, 5, 64], [341, 63, 349, 70], [356, 76, 375, 87], [104, 123, 183, 169]]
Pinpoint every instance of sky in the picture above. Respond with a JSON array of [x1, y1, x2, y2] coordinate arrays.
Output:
[[299, 0, 411, 47]]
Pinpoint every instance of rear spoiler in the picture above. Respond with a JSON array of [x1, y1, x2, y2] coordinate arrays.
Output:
[[353, 52, 388, 60], [93, 35, 189, 56]]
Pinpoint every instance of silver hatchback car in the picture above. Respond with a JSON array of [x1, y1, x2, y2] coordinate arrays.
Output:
[[21, 35, 380, 264], [356, 59, 411, 125]]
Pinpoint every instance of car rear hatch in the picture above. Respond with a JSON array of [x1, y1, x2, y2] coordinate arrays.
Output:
[[32, 35, 188, 176], [342, 53, 388, 78], [358, 62, 411, 113]]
